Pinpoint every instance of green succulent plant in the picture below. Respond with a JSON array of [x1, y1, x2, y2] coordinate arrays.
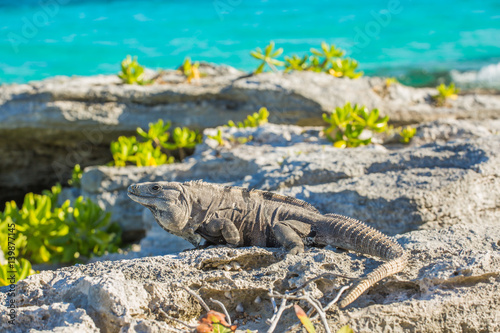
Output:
[[323, 102, 389, 148], [50, 197, 121, 262], [118, 55, 147, 85], [68, 164, 83, 188], [351, 107, 389, 133], [136, 119, 171, 148], [248, 41, 363, 79], [337, 325, 355, 333], [180, 57, 200, 82], [164, 127, 202, 160], [230, 135, 253, 145], [130, 141, 174, 167], [111, 120, 202, 167], [250, 41, 285, 74], [111, 135, 174, 167], [0, 184, 121, 265], [0, 259, 34, 286], [227, 107, 269, 128], [208, 129, 226, 146], [432, 83, 460, 106], [8, 188, 67, 263], [168, 127, 202, 150], [310, 42, 345, 70], [110, 136, 140, 167], [385, 77, 398, 87], [284, 55, 310, 72], [328, 58, 363, 79], [399, 126, 417, 144]]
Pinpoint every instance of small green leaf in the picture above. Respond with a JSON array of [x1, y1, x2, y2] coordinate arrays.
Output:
[[336, 325, 355, 333], [251, 41, 284, 74], [118, 55, 147, 85], [294, 304, 316, 333]]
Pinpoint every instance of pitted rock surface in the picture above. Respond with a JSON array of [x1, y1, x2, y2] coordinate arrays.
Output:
[[1, 221, 499, 332]]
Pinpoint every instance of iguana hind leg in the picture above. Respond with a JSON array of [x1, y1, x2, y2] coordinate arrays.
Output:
[[205, 218, 241, 246], [273, 222, 305, 255]]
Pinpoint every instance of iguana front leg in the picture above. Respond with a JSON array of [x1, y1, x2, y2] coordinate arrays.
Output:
[[273, 221, 305, 255], [203, 218, 241, 246]]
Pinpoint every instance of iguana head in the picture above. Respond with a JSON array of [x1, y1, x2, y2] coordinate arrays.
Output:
[[127, 182, 192, 233]]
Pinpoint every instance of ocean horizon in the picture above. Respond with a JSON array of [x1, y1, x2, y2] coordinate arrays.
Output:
[[1, 0, 500, 87]]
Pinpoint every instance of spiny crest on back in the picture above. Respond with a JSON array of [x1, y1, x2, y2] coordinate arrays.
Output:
[[257, 190, 320, 213], [183, 180, 320, 213]]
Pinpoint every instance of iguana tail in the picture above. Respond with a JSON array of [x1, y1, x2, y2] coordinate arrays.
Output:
[[320, 214, 408, 308], [339, 249, 408, 308]]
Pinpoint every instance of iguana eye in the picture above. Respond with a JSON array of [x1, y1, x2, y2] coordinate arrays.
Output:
[[151, 184, 161, 192]]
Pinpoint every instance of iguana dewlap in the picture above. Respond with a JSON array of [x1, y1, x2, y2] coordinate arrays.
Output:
[[127, 180, 408, 308]]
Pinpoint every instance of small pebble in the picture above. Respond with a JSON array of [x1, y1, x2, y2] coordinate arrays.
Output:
[[224, 291, 232, 299], [236, 303, 244, 313], [254, 296, 261, 304], [231, 262, 241, 270], [223, 264, 231, 271]]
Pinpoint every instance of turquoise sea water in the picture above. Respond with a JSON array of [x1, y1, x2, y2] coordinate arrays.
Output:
[[1, 0, 499, 86]]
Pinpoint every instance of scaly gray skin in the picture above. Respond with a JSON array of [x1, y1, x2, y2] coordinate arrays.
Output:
[[127, 180, 408, 308]]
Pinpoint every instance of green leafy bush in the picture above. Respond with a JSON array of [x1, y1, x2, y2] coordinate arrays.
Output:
[[323, 102, 389, 148], [0, 212, 36, 285], [0, 259, 34, 286], [250, 41, 285, 74], [111, 134, 174, 167], [399, 126, 417, 144], [432, 83, 460, 106], [50, 197, 121, 262], [0, 184, 121, 265], [111, 119, 201, 167], [118, 55, 148, 85], [6, 185, 67, 263], [227, 107, 269, 128]]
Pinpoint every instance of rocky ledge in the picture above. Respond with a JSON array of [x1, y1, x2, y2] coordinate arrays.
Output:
[[1, 66, 500, 203], [1, 220, 499, 332], [1, 68, 500, 332]]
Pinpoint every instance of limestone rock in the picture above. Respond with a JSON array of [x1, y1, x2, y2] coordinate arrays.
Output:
[[2, 70, 500, 204], [1, 221, 498, 332], [0, 302, 99, 333]]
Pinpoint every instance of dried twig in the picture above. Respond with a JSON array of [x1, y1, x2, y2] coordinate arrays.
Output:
[[320, 285, 350, 315], [289, 272, 358, 294], [269, 289, 340, 333], [269, 288, 278, 314], [158, 308, 195, 332], [210, 298, 232, 325], [300, 293, 332, 333], [267, 297, 293, 333], [172, 283, 211, 312]]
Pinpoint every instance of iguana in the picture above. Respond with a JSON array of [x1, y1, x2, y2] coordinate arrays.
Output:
[[127, 180, 408, 308]]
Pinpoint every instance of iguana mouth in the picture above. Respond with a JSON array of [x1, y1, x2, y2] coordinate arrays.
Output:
[[127, 188, 155, 206]]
